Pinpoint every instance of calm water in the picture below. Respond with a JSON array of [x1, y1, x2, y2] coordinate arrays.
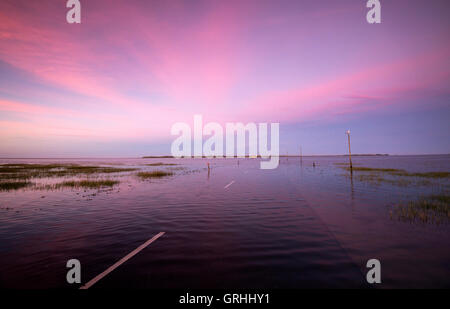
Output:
[[0, 155, 449, 288]]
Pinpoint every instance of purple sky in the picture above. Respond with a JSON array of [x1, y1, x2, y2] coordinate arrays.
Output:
[[0, 0, 449, 157]]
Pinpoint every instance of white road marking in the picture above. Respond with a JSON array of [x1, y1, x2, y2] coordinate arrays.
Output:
[[224, 180, 235, 189], [80, 232, 165, 289]]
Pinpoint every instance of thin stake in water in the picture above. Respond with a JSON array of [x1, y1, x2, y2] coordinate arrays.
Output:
[[224, 180, 235, 189], [346, 130, 353, 170], [80, 232, 165, 289]]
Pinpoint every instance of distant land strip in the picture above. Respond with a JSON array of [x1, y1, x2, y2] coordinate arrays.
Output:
[[142, 154, 390, 158]]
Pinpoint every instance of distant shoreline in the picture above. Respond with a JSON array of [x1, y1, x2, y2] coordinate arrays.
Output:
[[141, 154, 391, 159], [2, 154, 450, 160]]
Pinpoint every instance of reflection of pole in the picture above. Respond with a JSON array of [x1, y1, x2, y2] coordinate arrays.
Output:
[[350, 166, 354, 199], [346, 130, 353, 170]]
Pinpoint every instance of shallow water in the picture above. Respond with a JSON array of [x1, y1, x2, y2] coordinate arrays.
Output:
[[0, 155, 449, 288]]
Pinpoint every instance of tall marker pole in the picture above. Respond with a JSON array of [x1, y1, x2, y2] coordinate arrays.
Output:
[[346, 130, 353, 170]]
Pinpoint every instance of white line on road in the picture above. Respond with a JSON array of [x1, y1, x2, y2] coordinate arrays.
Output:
[[80, 232, 165, 289], [224, 180, 235, 189]]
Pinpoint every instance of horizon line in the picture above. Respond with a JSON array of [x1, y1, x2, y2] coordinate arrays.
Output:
[[0, 153, 449, 160]]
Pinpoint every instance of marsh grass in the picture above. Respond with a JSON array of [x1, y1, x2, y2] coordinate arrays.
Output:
[[352, 174, 425, 187], [0, 181, 32, 191], [338, 164, 449, 188], [343, 166, 405, 173], [137, 170, 174, 179], [390, 195, 450, 224], [400, 172, 450, 179], [53, 180, 120, 189], [0, 164, 138, 180], [339, 165, 449, 179]]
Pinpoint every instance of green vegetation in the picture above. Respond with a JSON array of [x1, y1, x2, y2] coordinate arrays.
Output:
[[145, 162, 178, 166], [339, 165, 449, 179], [401, 172, 450, 179], [352, 174, 414, 187], [0, 164, 137, 192], [53, 180, 119, 189], [137, 170, 174, 179], [342, 166, 404, 173], [390, 195, 450, 224], [0, 164, 138, 180], [0, 181, 32, 191], [427, 194, 450, 204], [338, 164, 449, 188]]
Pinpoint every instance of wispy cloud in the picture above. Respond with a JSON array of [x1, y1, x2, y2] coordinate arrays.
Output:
[[0, 0, 449, 155]]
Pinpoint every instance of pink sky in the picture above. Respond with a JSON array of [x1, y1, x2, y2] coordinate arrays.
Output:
[[0, 0, 449, 156]]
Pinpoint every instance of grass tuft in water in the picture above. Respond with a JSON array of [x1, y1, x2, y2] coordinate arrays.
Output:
[[390, 194, 450, 224], [0, 181, 32, 191], [137, 170, 174, 179], [339, 164, 449, 188], [343, 166, 405, 173], [339, 165, 449, 179], [54, 180, 119, 189], [400, 171, 450, 179], [0, 164, 138, 180]]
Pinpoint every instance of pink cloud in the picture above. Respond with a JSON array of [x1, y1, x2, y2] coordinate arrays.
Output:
[[236, 45, 450, 123], [0, 0, 448, 155]]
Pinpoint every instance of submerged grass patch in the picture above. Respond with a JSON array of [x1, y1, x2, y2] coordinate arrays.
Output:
[[53, 180, 120, 189], [400, 171, 450, 179], [0, 181, 32, 191], [390, 194, 450, 224], [351, 174, 426, 187], [137, 170, 174, 179], [339, 164, 449, 188], [339, 165, 449, 179], [343, 166, 405, 173], [0, 163, 138, 180]]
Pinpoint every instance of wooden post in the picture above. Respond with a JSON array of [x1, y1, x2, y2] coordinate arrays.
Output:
[[346, 130, 353, 170]]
